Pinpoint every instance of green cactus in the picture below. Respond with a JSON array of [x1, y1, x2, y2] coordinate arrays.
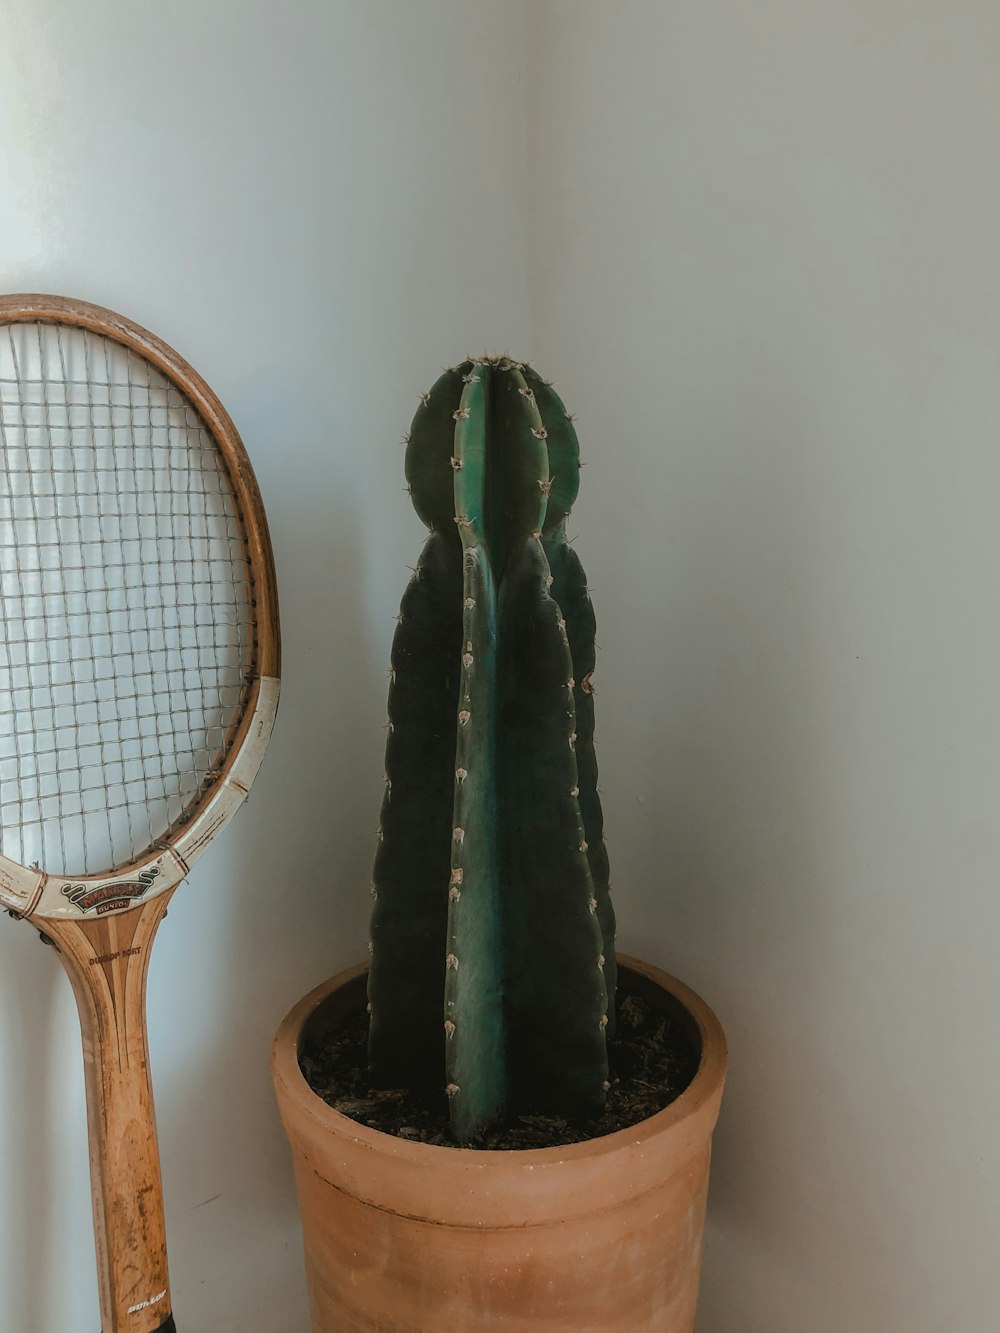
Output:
[[367, 357, 616, 1142]]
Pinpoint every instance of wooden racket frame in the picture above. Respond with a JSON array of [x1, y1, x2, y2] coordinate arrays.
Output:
[[0, 295, 281, 1333]]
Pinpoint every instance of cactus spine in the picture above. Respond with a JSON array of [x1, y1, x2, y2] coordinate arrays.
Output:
[[368, 357, 616, 1142]]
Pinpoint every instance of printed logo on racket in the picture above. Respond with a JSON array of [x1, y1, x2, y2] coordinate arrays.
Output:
[[61, 866, 162, 916]]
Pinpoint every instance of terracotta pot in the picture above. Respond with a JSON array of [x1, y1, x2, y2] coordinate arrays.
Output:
[[272, 954, 726, 1333]]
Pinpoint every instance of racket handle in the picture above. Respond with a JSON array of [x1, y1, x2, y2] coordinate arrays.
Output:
[[46, 894, 176, 1333]]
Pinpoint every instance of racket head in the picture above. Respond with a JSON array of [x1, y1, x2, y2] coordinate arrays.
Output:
[[0, 295, 280, 921]]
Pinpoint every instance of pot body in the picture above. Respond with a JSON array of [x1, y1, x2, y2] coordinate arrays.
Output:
[[272, 955, 726, 1333]]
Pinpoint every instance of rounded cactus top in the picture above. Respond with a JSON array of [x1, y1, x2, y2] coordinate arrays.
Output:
[[404, 359, 581, 566]]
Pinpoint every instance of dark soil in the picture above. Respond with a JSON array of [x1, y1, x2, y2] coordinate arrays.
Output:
[[299, 991, 700, 1150]]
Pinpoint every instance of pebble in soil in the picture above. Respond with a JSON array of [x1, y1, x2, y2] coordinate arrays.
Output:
[[299, 991, 700, 1150]]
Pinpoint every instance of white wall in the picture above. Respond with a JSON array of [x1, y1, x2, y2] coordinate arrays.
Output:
[[0, 3, 529, 1330], [3, 3, 999, 1331], [529, 3, 1000, 1331]]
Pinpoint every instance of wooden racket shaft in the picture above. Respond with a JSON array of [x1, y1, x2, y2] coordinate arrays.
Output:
[[0, 295, 280, 1332], [45, 895, 177, 1333]]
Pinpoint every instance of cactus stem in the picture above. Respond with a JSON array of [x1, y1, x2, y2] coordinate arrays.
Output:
[[372, 357, 614, 1137]]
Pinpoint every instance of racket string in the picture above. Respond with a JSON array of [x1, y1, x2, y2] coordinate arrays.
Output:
[[0, 321, 255, 877]]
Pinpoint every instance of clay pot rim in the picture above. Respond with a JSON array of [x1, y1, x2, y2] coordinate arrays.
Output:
[[272, 951, 727, 1168]]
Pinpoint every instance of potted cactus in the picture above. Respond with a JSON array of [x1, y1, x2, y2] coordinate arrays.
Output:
[[272, 358, 727, 1332]]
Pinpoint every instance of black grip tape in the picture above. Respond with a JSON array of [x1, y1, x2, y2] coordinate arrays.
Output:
[[101, 1309, 175, 1331]]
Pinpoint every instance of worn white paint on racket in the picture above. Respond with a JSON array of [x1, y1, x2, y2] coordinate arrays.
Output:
[[0, 675, 278, 917]]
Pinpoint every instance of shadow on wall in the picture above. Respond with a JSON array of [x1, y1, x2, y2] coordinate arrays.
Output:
[[0, 931, 67, 1333], [622, 423, 842, 1329], [154, 488, 378, 1329], [1, 479, 382, 1331], [619, 410, 947, 1333]]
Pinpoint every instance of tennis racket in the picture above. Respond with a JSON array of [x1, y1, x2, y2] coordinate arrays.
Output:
[[0, 295, 280, 1332]]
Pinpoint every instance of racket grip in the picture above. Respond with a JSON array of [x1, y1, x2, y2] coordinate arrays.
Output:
[[102, 1314, 176, 1333], [103, 1318, 175, 1333]]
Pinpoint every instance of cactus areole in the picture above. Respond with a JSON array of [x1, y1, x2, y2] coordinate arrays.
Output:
[[367, 357, 617, 1142]]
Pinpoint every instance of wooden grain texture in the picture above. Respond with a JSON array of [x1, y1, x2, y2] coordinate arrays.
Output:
[[45, 893, 176, 1333], [0, 293, 282, 1331]]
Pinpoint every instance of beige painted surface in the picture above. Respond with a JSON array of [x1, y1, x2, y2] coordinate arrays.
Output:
[[0, 3, 529, 1330], [2, 2, 998, 1330], [528, 4, 1000, 1331]]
